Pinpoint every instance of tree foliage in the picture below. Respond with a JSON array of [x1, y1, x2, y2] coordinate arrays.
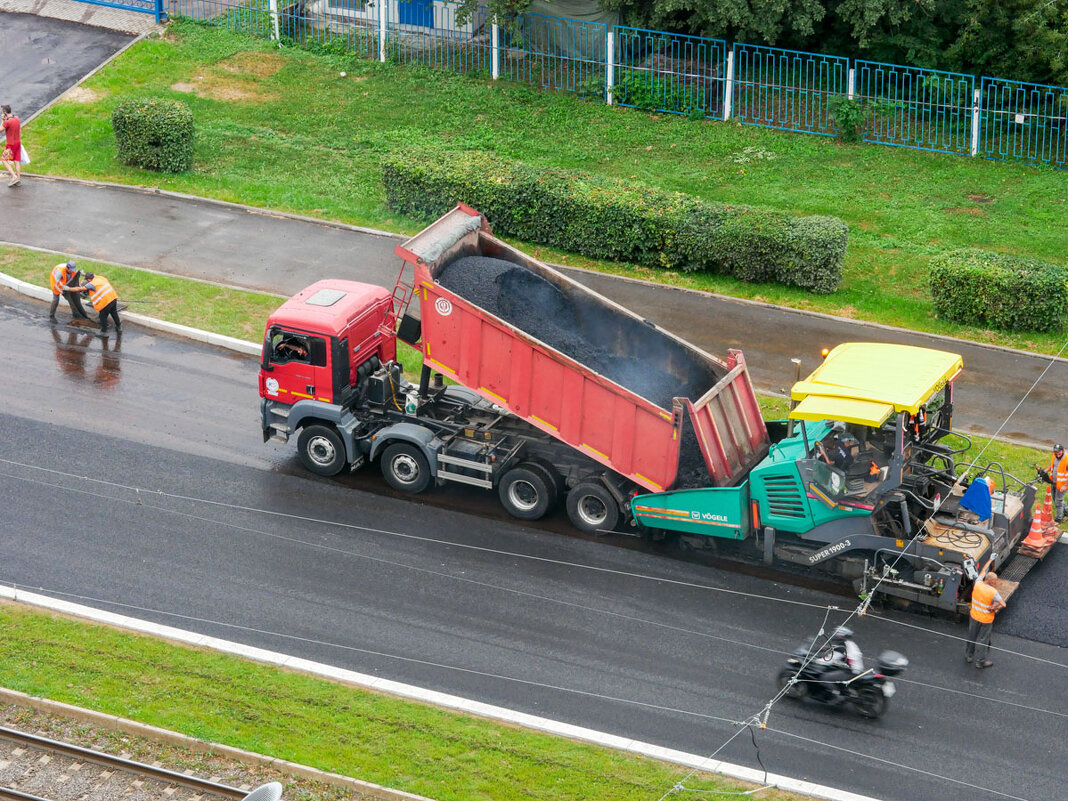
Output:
[[596, 0, 1068, 86]]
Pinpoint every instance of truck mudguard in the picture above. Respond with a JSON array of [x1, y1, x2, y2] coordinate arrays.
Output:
[[368, 422, 439, 471], [280, 399, 361, 463]]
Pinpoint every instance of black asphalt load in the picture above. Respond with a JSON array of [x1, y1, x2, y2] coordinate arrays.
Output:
[[436, 255, 718, 409], [0, 12, 133, 118]]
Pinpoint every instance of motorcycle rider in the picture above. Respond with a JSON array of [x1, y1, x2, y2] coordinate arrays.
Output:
[[819, 626, 865, 694]]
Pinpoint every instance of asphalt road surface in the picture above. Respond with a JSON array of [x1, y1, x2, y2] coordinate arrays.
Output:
[[4, 178, 1067, 451], [0, 12, 132, 118], [1, 289, 1065, 801]]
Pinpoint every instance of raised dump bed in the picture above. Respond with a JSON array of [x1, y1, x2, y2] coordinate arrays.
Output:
[[395, 204, 770, 492]]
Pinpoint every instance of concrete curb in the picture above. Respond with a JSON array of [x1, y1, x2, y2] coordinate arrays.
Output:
[[0, 587, 882, 801], [0, 686, 436, 801]]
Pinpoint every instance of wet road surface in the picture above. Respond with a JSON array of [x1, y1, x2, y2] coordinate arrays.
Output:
[[2, 289, 1066, 801], [0, 12, 132, 118], [3, 177, 1066, 451]]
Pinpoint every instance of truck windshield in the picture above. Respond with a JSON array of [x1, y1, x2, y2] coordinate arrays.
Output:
[[809, 460, 846, 500], [268, 328, 326, 367]]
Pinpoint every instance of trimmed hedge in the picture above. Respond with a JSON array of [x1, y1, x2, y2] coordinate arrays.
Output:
[[929, 249, 1068, 332], [383, 151, 848, 293], [112, 98, 194, 173]]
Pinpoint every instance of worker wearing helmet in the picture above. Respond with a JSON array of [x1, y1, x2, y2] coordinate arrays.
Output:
[[819, 626, 864, 692], [48, 261, 91, 322], [80, 272, 121, 334], [1050, 444, 1067, 523]]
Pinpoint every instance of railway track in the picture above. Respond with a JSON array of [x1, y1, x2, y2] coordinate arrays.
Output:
[[0, 725, 254, 801]]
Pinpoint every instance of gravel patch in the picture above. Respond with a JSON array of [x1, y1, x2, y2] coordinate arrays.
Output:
[[0, 703, 383, 801]]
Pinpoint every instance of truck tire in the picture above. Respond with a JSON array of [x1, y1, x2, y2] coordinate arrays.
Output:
[[566, 482, 620, 534], [297, 425, 346, 476], [381, 442, 432, 494], [499, 465, 554, 521]]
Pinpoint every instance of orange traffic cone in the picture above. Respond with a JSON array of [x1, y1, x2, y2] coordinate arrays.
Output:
[[1040, 486, 1060, 536], [1036, 486, 1053, 527], [1020, 513, 1047, 552]]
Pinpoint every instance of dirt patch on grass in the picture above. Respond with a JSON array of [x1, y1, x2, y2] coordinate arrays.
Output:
[[946, 207, 985, 216], [170, 74, 276, 103], [169, 53, 284, 103], [62, 87, 103, 103], [217, 51, 285, 79]]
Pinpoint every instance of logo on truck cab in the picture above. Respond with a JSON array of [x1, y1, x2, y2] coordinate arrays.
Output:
[[435, 298, 453, 316]]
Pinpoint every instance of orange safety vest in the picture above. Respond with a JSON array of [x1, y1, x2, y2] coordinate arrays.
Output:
[[49, 264, 74, 296], [86, 275, 118, 312], [969, 581, 998, 624], [1050, 452, 1068, 493]]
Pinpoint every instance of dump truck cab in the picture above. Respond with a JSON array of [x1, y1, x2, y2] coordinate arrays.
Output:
[[260, 280, 396, 446]]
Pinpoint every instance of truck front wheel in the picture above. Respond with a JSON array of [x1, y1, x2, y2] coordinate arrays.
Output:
[[566, 482, 620, 534], [381, 442, 432, 494], [297, 425, 347, 476], [499, 465, 554, 521]]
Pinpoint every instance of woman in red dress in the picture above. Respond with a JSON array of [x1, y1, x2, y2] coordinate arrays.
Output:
[[2, 104, 22, 187]]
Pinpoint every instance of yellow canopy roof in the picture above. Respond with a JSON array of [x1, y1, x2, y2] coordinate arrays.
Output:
[[790, 395, 895, 426], [789, 342, 963, 425]]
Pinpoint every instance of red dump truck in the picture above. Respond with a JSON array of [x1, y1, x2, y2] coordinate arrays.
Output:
[[260, 204, 770, 533]]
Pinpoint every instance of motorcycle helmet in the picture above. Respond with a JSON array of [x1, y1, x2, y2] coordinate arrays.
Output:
[[830, 626, 854, 643]]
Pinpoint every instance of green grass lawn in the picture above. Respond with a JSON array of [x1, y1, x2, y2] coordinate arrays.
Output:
[[0, 602, 804, 801], [25, 21, 1068, 355]]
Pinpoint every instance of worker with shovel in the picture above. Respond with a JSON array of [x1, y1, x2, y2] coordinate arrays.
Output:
[[48, 261, 92, 322], [80, 272, 122, 335]]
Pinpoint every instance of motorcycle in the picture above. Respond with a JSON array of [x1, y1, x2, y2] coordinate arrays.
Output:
[[776, 640, 908, 720]]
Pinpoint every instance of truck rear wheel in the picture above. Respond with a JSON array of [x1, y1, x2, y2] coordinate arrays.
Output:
[[566, 482, 619, 534], [297, 425, 346, 476], [499, 465, 554, 521], [381, 442, 432, 494]]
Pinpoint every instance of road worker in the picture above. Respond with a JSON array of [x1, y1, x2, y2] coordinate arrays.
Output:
[[964, 558, 1005, 669], [48, 261, 91, 321], [80, 272, 121, 334], [1047, 444, 1067, 523]]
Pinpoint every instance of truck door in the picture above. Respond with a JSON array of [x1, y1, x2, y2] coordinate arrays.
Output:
[[262, 327, 331, 404]]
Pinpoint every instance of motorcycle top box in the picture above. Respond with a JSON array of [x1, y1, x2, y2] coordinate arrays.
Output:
[[876, 650, 909, 676]]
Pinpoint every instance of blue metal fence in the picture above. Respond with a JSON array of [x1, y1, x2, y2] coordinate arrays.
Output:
[[855, 61, 973, 155], [613, 27, 726, 119], [731, 44, 847, 136], [499, 13, 607, 96], [979, 77, 1068, 169], [383, 1, 493, 74], [79, 0, 164, 20], [162, 0, 1067, 169]]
